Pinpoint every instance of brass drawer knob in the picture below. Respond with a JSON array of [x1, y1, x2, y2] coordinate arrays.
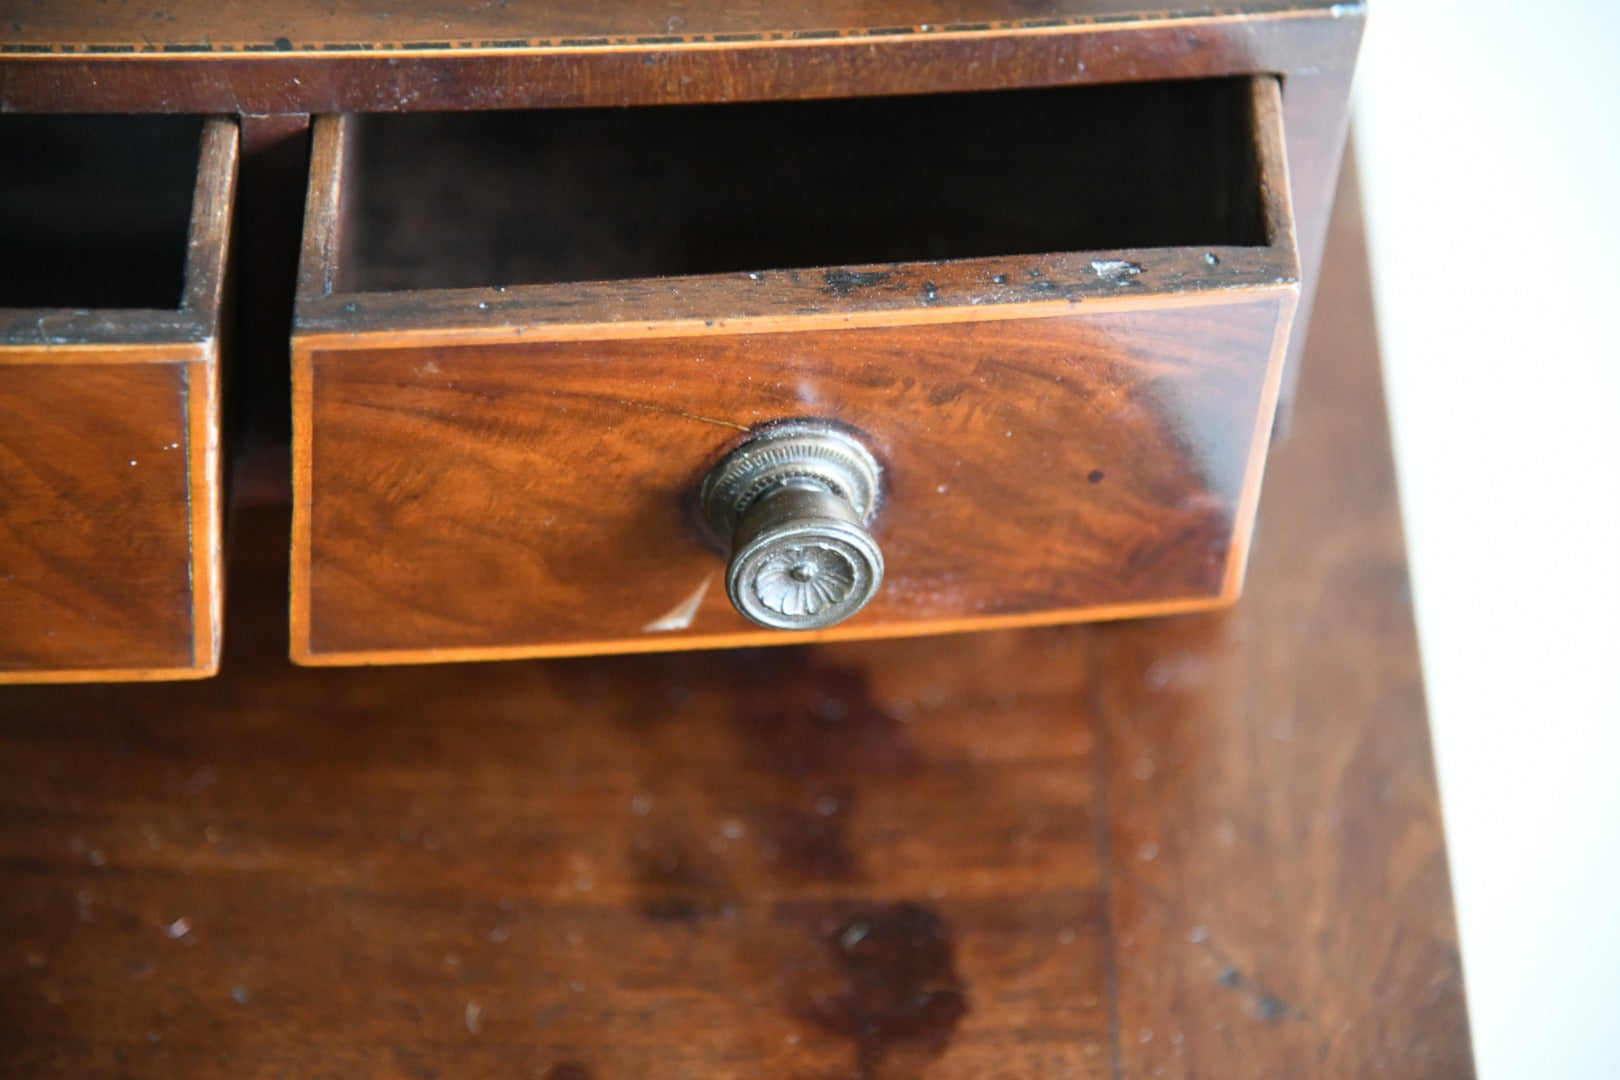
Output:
[[701, 422, 884, 631]]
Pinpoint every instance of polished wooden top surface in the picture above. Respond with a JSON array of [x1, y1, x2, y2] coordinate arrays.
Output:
[[2, 0, 1350, 53], [0, 162, 1471, 1076]]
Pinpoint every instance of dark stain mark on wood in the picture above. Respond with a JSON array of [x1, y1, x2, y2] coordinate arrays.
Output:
[[544, 1063, 595, 1080], [719, 654, 925, 883], [822, 268, 896, 295], [729, 653, 922, 780], [779, 900, 968, 1078], [628, 828, 736, 922], [1215, 963, 1297, 1022], [756, 792, 860, 881]]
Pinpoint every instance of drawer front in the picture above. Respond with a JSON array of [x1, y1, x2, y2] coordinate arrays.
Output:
[[0, 364, 204, 676], [298, 298, 1288, 660], [0, 116, 235, 683], [293, 78, 1295, 664]]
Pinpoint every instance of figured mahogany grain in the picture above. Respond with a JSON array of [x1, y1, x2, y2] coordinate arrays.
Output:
[[0, 159, 1473, 1076]]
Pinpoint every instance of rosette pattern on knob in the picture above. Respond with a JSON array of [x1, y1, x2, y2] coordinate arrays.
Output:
[[754, 543, 859, 618]]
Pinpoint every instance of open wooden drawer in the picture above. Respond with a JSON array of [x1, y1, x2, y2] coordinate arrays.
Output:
[[0, 116, 235, 682], [291, 76, 1296, 665]]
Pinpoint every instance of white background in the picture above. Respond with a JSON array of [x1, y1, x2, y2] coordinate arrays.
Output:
[[1354, 2, 1620, 1076]]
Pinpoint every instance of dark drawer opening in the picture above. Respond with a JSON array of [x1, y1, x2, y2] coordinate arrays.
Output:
[[338, 77, 1266, 293], [0, 115, 205, 311]]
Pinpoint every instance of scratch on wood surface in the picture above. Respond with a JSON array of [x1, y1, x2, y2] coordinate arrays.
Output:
[[644, 575, 714, 632], [606, 397, 749, 432]]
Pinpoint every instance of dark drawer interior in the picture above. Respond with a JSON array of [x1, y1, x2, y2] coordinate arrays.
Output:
[[0, 114, 204, 310], [338, 77, 1266, 293]]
